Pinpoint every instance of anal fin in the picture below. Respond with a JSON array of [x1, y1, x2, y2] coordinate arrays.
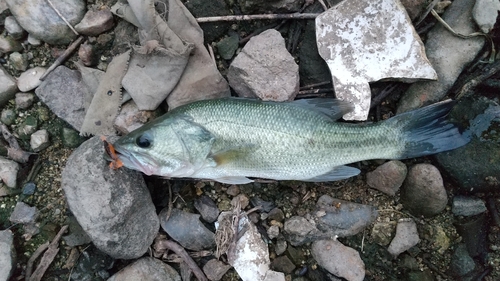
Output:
[[303, 166, 360, 182]]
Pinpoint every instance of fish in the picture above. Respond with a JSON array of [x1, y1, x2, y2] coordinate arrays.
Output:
[[109, 98, 470, 184]]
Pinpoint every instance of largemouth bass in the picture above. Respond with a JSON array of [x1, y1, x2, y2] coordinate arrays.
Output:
[[110, 98, 469, 184]]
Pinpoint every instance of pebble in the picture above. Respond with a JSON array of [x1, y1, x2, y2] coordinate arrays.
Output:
[[30, 129, 50, 152], [397, 0, 485, 113], [275, 239, 287, 256], [387, 219, 420, 257], [312, 239, 365, 281], [231, 194, 250, 209], [78, 42, 96, 66], [15, 92, 35, 109], [9, 201, 38, 224], [0, 65, 18, 107], [5, 0, 86, 45], [62, 215, 92, 247], [4, 16, 25, 40], [194, 195, 220, 223], [366, 160, 407, 196], [27, 34, 41, 46], [22, 182, 36, 195], [75, 9, 114, 36], [268, 208, 285, 222], [0, 156, 20, 188], [271, 255, 295, 274], [0, 230, 15, 281], [267, 225, 280, 240], [159, 208, 215, 251], [0, 35, 23, 53], [400, 164, 448, 217], [283, 216, 319, 246], [203, 259, 232, 281], [216, 33, 239, 60], [61, 136, 159, 259], [18, 67, 47, 92], [286, 246, 305, 265], [108, 257, 181, 281], [226, 185, 240, 196], [17, 115, 38, 139], [452, 196, 487, 216], [450, 243, 476, 276], [0, 109, 16, 125], [315, 195, 378, 237], [9, 52, 28, 71], [371, 221, 397, 246], [473, 0, 500, 33], [228, 29, 299, 102]]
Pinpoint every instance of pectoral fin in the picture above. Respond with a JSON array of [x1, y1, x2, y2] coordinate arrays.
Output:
[[303, 166, 360, 182], [213, 176, 254, 184], [210, 144, 258, 166]]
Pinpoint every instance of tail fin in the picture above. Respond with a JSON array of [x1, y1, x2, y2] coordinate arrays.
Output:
[[386, 100, 471, 159]]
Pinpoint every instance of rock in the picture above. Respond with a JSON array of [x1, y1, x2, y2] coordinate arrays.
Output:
[[1, 109, 16, 125], [226, 185, 240, 196], [22, 182, 36, 195], [397, 0, 485, 113], [61, 136, 159, 259], [429, 225, 450, 255], [271, 256, 295, 274], [9, 52, 28, 71], [0, 35, 23, 53], [78, 42, 97, 66], [315, 195, 378, 237], [275, 239, 287, 255], [194, 195, 220, 223], [108, 257, 181, 281], [286, 246, 305, 265], [232, 194, 250, 209], [316, 0, 436, 120], [283, 216, 319, 246], [450, 244, 475, 276], [15, 92, 35, 109], [436, 97, 500, 193], [17, 115, 38, 139], [0, 157, 20, 188], [5, 0, 86, 45], [4, 16, 25, 40], [159, 208, 215, 251], [400, 164, 447, 217], [35, 66, 91, 131], [298, 20, 331, 86], [0, 65, 18, 107], [238, 0, 304, 13], [75, 9, 114, 36], [312, 239, 365, 281], [387, 219, 420, 257], [9, 202, 38, 224], [113, 100, 159, 134], [30, 129, 50, 152], [62, 215, 92, 247], [203, 259, 232, 281], [371, 221, 397, 246], [473, 0, 500, 33], [27, 34, 42, 46], [61, 127, 85, 148], [452, 196, 487, 216], [0, 230, 15, 281], [216, 33, 239, 60], [267, 225, 280, 240], [366, 160, 407, 196], [268, 208, 285, 222], [18, 67, 47, 92], [228, 29, 299, 102], [70, 244, 114, 280]]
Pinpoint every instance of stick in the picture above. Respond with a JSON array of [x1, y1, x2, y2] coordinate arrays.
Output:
[[0, 123, 32, 163], [40, 36, 85, 81], [197, 13, 319, 23], [25, 242, 50, 280], [158, 239, 208, 281], [46, 0, 79, 35], [29, 225, 68, 281], [456, 59, 500, 99]]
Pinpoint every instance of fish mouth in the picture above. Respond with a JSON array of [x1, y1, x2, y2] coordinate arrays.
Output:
[[111, 145, 157, 176]]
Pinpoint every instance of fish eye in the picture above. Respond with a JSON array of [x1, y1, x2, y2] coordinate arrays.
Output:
[[136, 134, 152, 148]]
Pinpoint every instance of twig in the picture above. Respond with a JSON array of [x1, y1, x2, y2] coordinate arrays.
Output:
[[46, 0, 79, 35], [207, 44, 216, 65], [25, 242, 50, 280], [298, 88, 334, 95], [197, 13, 319, 23], [300, 81, 331, 90], [0, 123, 32, 163], [157, 239, 208, 281], [40, 36, 85, 81], [164, 181, 174, 222], [29, 225, 69, 281], [456, 59, 500, 99], [317, 0, 328, 11]]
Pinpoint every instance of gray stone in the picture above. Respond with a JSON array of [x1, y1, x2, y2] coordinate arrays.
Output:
[[268, 208, 285, 222], [4, 16, 25, 40], [63, 216, 92, 247], [18, 67, 47, 92], [267, 225, 280, 240], [0, 35, 23, 53], [316, 0, 436, 120], [271, 255, 295, 274], [228, 29, 299, 102], [450, 244, 475, 276], [9, 202, 38, 224], [30, 129, 50, 152], [0, 230, 15, 281], [366, 160, 407, 196], [401, 164, 447, 217], [216, 33, 239, 60], [397, 0, 485, 113], [0, 65, 18, 107], [473, 0, 500, 33], [15, 92, 35, 109], [27, 34, 42, 46], [159, 208, 215, 251], [5, 0, 86, 45], [283, 216, 318, 246], [0, 156, 19, 188], [238, 0, 304, 13], [275, 239, 287, 256], [203, 259, 231, 281], [61, 136, 159, 259], [35, 66, 90, 131], [1, 109, 16, 125], [312, 239, 365, 281], [371, 221, 397, 246], [452, 196, 487, 216], [75, 9, 114, 36], [9, 52, 28, 71], [387, 219, 420, 257], [108, 257, 181, 281], [194, 195, 220, 223]]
